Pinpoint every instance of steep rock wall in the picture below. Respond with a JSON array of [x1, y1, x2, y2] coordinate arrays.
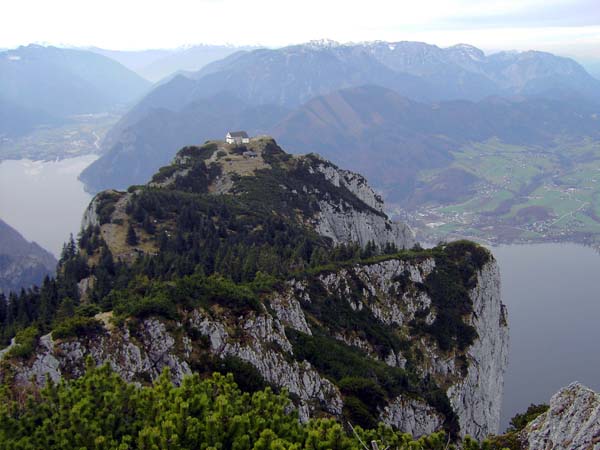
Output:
[[309, 158, 415, 249], [314, 201, 415, 250], [446, 261, 509, 440], [268, 256, 508, 439], [1, 252, 506, 440]]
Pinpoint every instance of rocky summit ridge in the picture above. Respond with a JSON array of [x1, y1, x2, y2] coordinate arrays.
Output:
[[82, 136, 415, 259], [1, 137, 507, 442]]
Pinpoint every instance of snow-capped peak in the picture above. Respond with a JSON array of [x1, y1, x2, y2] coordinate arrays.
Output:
[[305, 39, 342, 49], [447, 43, 485, 61]]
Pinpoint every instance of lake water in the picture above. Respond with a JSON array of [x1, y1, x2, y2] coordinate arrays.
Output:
[[493, 243, 600, 431], [0, 155, 97, 257]]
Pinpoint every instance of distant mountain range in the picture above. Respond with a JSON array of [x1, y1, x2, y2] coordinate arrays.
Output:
[[81, 40, 600, 196], [115, 40, 600, 114], [0, 45, 150, 136], [272, 86, 600, 201], [80, 83, 600, 197], [81, 93, 289, 191], [0, 96, 60, 137], [90, 45, 259, 82], [0, 219, 56, 294]]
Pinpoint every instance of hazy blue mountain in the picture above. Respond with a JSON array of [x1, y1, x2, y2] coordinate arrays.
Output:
[[0, 45, 151, 119], [482, 50, 600, 100], [119, 40, 600, 120], [0, 219, 56, 294], [90, 45, 261, 81], [355, 42, 600, 101], [137, 45, 261, 82], [100, 41, 436, 148], [102, 40, 600, 150], [87, 47, 174, 75], [271, 85, 600, 201], [0, 96, 59, 137], [580, 59, 600, 80], [185, 43, 434, 106]]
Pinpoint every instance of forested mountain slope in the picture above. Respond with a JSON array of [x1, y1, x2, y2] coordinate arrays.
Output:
[[0, 138, 507, 441]]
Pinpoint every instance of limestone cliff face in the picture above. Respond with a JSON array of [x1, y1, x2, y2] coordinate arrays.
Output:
[[381, 396, 445, 437], [446, 261, 509, 440], [520, 383, 600, 450], [5, 311, 343, 424], [2, 250, 507, 440], [81, 196, 101, 230], [312, 159, 386, 213], [278, 256, 508, 440], [313, 202, 415, 250], [309, 157, 415, 249]]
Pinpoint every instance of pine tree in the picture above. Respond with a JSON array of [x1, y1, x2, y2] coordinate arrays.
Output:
[[59, 234, 77, 265], [0, 293, 6, 327], [126, 223, 138, 246]]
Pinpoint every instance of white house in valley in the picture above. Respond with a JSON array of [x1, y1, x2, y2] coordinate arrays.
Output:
[[225, 131, 250, 145]]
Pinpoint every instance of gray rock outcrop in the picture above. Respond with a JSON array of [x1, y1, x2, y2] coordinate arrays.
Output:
[[309, 158, 415, 249], [520, 382, 600, 450], [313, 160, 385, 213], [381, 395, 445, 438], [314, 201, 415, 250], [1, 254, 507, 439], [81, 195, 101, 230]]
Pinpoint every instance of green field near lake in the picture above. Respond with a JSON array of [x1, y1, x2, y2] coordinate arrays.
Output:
[[413, 138, 600, 244]]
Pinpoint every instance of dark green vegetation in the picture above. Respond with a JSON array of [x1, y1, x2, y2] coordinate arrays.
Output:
[[480, 404, 549, 450], [506, 404, 549, 433], [0, 362, 495, 450], [0, 141, 494, 442]]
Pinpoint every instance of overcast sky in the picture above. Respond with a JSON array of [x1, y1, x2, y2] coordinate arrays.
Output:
[[1, 0, 599, 60]]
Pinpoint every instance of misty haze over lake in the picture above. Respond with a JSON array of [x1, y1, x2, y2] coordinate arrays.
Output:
[[0, 155, 97, 256]]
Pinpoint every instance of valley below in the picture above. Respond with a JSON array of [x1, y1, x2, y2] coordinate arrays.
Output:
[[0, 112, 119, 161], [400, 138, 600, 249]]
